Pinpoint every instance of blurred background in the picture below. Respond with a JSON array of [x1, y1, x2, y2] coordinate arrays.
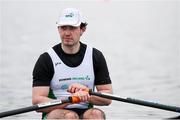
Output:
[[0, 0, 180, 119]]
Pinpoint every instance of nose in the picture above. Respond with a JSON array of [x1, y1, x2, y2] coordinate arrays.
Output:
[[64, 29, 71, 35]]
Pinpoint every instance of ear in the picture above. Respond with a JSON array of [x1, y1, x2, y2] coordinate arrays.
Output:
[[57, 26, 60, 32], [80, 27, 86, 36]]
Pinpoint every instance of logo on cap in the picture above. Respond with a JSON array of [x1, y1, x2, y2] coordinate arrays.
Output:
[[65, 12, 74, 18]]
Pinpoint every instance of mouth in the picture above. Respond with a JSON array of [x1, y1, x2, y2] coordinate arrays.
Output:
[[64, 38, 72, 41], [63, 38, 73, 43], [64, 37, 71, 40]]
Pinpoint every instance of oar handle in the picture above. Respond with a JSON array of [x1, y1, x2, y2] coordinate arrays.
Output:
[[69, 96, 81, 103], [68, 88, 90, 103]]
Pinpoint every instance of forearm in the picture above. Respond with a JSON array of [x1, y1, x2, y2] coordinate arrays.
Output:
[[89, 89, 112, 106]]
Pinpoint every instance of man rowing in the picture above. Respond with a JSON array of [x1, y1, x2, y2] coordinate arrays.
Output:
[[32, 8, 113, 119]]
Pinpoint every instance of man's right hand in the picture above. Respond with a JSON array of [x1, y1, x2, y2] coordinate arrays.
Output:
[[67, 83, 90, 102]]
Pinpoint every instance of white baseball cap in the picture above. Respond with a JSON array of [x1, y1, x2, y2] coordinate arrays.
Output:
[[56, 8, 86, 27]]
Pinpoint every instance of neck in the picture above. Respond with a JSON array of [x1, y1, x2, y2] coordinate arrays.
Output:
[[61, 42, 80, 54]]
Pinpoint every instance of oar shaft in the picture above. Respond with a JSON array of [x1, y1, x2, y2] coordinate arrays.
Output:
[[0, 99, 70, 118], [127, 98, 180, 113], [89, 91, 180, 113], [0, 105, 38, 118]]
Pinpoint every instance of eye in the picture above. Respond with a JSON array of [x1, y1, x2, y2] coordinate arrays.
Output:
[[59, 26, 77, 31], [60, 26, 67, 30], [69, 26, 77, 30]]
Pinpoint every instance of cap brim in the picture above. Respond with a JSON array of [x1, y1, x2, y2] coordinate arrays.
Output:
[[56, 20, 81, 27]]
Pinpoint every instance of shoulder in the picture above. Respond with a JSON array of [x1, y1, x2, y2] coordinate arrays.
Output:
[[93, 48, 103, 56], [92, 47, 105, 61], [38, 52, 51, 63], [33, 52, 53, 72], [33, 52, 54, 87]]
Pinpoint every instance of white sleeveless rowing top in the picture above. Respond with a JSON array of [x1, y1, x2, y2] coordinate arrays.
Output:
[[47, 46, 95, 109]]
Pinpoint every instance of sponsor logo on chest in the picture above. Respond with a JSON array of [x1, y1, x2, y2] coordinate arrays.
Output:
[[59, 75, 90, 82]]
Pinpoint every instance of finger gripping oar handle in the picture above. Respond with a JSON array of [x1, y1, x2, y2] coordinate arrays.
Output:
[[68, 89, 92, 103]]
